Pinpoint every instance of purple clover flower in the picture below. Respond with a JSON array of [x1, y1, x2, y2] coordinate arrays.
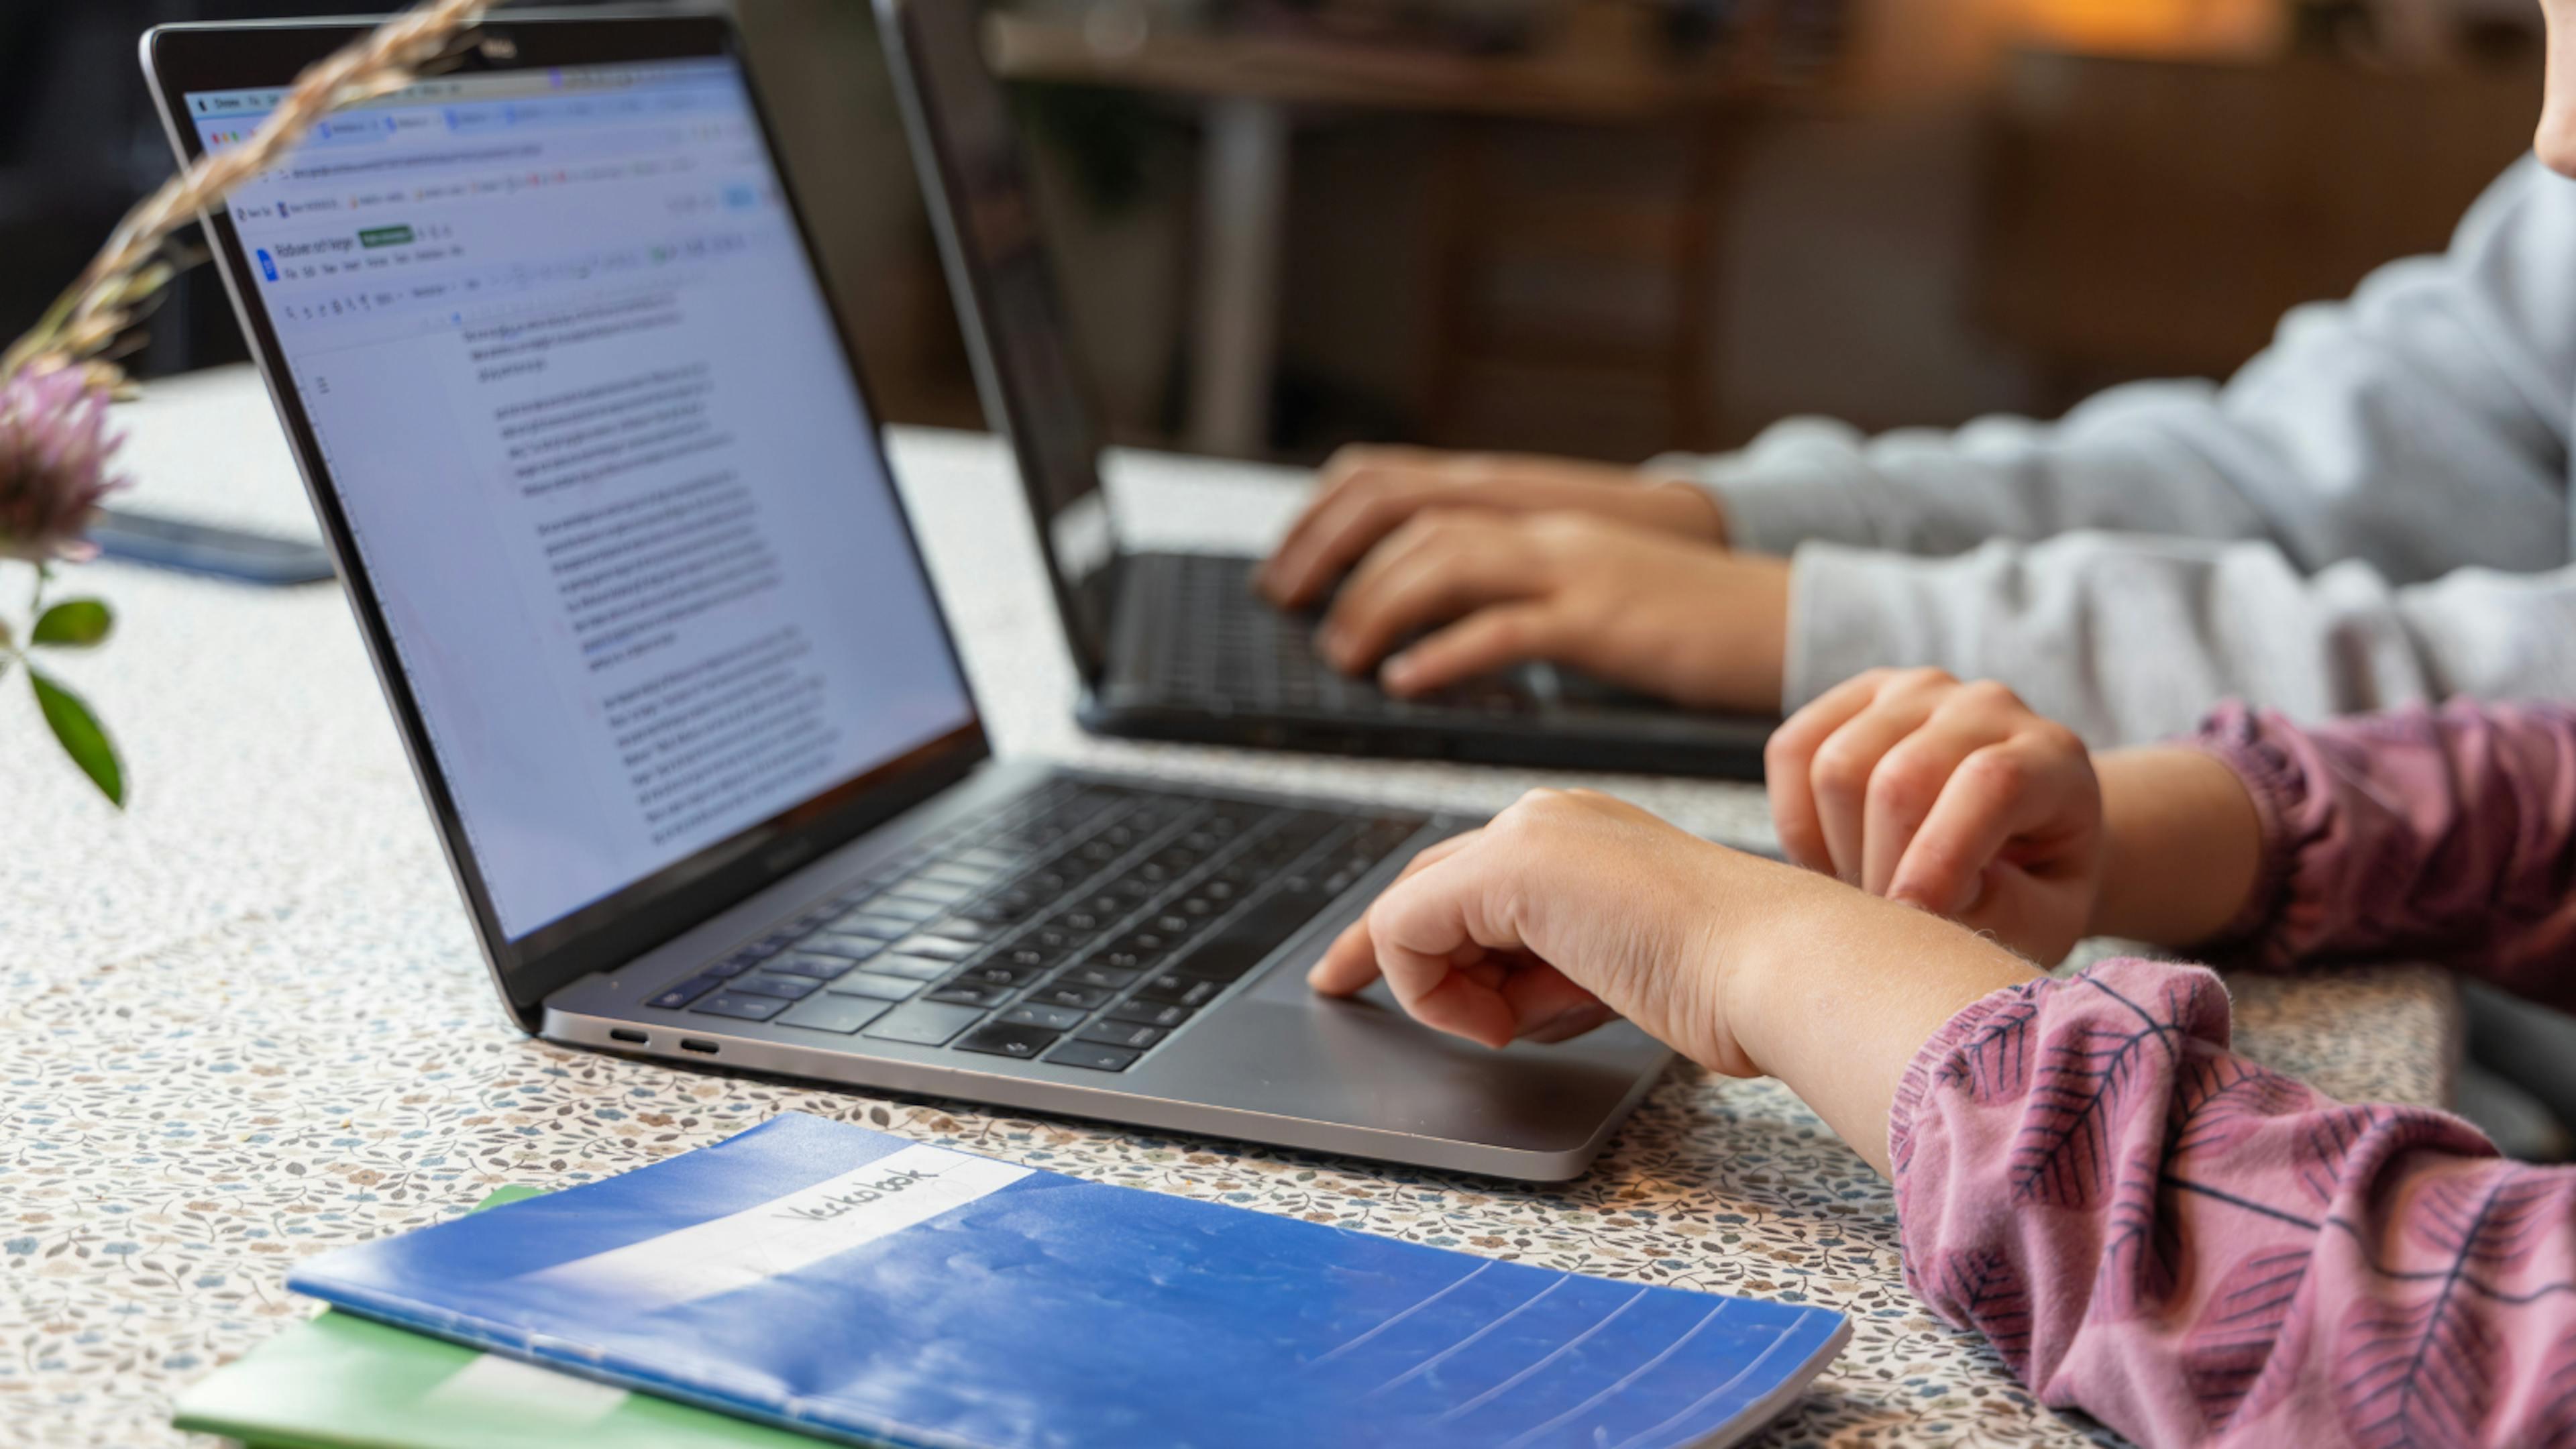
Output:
[[0, 368, 123, 562]]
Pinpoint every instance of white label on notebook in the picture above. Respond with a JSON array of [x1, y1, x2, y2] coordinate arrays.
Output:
[[423, 1351, 631, 1425], [518, 1143, 1030, 1311]]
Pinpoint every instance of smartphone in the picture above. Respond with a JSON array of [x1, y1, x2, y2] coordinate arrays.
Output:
[[88, 507, 337, 586]]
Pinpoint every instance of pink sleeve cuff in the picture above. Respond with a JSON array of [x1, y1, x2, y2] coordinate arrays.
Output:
[[2180, 700, 2318, 963]]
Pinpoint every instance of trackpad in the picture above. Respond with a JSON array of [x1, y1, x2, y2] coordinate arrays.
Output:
[[1162, 959, 1670, 1158]]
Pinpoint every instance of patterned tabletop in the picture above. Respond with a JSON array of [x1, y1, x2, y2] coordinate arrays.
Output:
[[1, 368, 2457, 1449]]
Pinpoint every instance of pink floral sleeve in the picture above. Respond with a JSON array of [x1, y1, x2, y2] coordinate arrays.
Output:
[[1891, 958, 2576, 1448], [2188, 699, 2576, 1004]]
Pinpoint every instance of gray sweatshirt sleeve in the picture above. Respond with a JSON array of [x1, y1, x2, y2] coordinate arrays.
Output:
[[1788, 532, 2576, 745], [1665, 156, 2575, 587]]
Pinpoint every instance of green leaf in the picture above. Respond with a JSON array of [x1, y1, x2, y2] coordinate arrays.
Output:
[[30, 668, 123, 807], [30, 599, 111, 649]]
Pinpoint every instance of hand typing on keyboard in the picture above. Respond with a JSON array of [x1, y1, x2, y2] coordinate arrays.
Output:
[[1303, 512, 1792, 715]]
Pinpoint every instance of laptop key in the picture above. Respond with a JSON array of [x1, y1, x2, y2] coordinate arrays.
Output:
[[1106, 1000, 1193, 1028], [927, 981, 1013, 1008], [921, 916, 1000, 943], [1169, 893, 1320, 983], [802, 933, 885, 961], [1025, 983, 1112, 1011], [728, 973, 822, 1001], [828, 973, 922, 1003], [886, 934, 977, 961], [1063, 965, 1140, 991], [867, 896, 944, 923], [867, 954, 953, 983], [692, 991, 788, 1022], [884, 877, 972, 906], [1000, 1002, 1087, 1030], [863, 1001, 987, 1046], [1134, 975, 1221, 1008], [955, 1021, 1061, 1061], [1076, 1020, 1167, 1050], [777, 995, 892, 1034], [647, 975, 723, 1010], [1044, 1041, 1142, 1072], [965, 890, 1041, 924], [958, 961, 1047, 988], [767, 953, 857, 981], [831, 913, 914, 940], [920, 861, 1002, 888]]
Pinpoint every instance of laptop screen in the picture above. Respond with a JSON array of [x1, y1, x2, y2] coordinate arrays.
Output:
[[883, 0, 1118, 674], [184, 55, 977, 944]]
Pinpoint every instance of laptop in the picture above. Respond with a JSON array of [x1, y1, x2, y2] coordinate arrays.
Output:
[[141, 9, 1671, 1181], [875, 0, 1778, 780]]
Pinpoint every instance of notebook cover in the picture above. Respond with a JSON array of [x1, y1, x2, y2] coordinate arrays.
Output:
[[287, 1114, 1849, 1449], [174, 1189, 837, 1449]]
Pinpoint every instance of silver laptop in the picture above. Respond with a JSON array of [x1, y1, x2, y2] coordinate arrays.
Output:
[[140, 9, 1671, 1180]]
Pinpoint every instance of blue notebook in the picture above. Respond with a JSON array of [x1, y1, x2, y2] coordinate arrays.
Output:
[[288, 1114, 1847, 1449]]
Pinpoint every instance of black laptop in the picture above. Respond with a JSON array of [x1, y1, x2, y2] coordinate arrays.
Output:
[[876, 0, 1778, 779]]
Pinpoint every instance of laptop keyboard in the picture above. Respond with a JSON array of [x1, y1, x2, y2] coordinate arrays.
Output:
[[1138, 553, 1532, 717], [647, 780, 1428, 1071]]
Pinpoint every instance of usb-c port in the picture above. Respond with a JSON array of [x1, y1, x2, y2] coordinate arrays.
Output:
[[608, 1028, 648, 1045], [679, 1038, 720, 1055]]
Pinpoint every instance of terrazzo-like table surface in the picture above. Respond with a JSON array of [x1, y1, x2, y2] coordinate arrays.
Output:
[[3, 367, 2459, 1448]]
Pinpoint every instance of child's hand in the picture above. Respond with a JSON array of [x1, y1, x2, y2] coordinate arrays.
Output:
[[1309, 788, 1819, 1076], [1309, 786, 2041, 1174], [1308, 511, 1791, 715], [1764, 668, 2103, 965], [1258, 446, 1724, 608]]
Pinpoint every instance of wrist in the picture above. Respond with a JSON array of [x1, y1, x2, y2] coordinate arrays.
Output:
[[2087, 747, 2265, 946], [1698, 849, 1832, 1079], [1644, 478, 1729, 545], [1715, 553, 1791, 713], [1710, 859, 2038, 1177]]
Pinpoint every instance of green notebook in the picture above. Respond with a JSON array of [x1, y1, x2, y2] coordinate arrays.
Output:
[[174, 1188, 837, 1449]]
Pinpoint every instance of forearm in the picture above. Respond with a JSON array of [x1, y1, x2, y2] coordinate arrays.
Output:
[[1674, 402, 2277, 563], [1719, 867, 2039, 1177], [2086, 747, 2265, 949]]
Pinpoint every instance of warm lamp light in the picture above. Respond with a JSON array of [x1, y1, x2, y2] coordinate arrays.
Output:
[[2016, 0, 2281, 55]]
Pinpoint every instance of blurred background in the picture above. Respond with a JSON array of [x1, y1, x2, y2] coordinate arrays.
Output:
[[0, 0, 2547, 468]]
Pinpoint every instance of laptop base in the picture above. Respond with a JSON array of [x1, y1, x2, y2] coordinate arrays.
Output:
[[543, 759, 1675, 1181]]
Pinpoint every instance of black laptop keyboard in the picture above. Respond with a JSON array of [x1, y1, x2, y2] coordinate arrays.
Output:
[[1140, 553, 1533, 717], [647, 780, 1428, 1071]]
